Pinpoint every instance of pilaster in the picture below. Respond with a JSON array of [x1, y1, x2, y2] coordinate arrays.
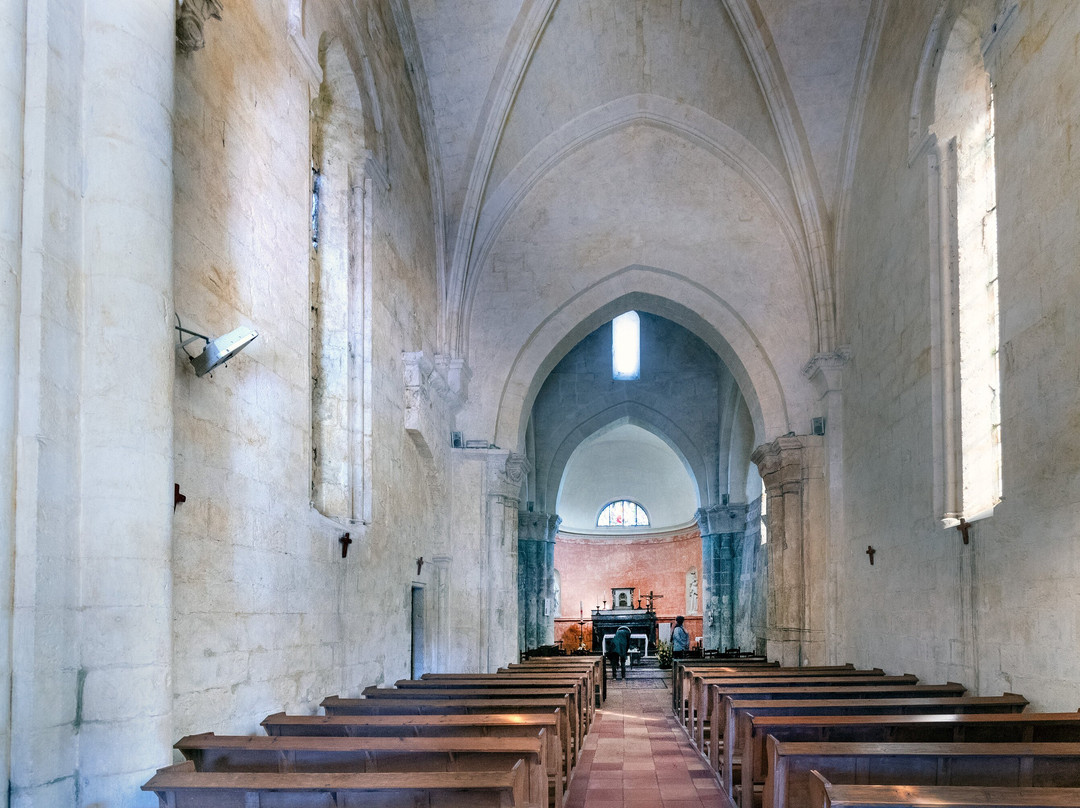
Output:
[[482, 451, 527, 670], [751, 435, 827, 666], [78, 2, 177, 803]]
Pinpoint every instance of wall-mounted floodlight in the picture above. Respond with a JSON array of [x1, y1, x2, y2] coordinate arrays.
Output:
[[176, 315, 258, 377]]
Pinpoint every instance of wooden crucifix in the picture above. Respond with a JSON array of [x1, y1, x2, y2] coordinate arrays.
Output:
[[866, 545, 876, 565], [644, 591, 663, 612]]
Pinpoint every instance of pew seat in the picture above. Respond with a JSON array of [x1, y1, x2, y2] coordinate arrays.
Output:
[[809, 770, 1080, 808], [143, 759, 530, 807]]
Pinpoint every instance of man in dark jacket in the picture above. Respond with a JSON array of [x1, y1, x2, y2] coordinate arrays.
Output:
[[607, 625, 632, 681]]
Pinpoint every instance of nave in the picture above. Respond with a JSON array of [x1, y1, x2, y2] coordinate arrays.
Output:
[[141, 651, 1080, 808], [566, 671, 723, 808]]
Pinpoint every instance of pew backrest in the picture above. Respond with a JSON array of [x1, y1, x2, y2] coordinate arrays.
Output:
[[767, 741, 1080, 808], [740, 713, 1080, 808], [143, 759, 530, 808], [715, 694, 1030, 783], [175, 733, 549, 808]]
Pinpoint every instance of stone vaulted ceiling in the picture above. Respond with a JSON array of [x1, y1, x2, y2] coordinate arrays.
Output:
[[396, 0, 882, 447]]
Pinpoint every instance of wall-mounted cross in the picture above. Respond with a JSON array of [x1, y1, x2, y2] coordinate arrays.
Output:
[[866, 545, 876, 565], [339, 532, 352, 558], [956, 518, 971, 545], [416, 556, 425, 575]]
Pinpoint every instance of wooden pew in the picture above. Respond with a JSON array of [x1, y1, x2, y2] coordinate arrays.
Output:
[[143, 758, 530, 807], [321, 695, 575, 773], [678, 664, 857, 727], [679, 666, 875, 736], [766, 741, 1080, 808], [691, 674, 918, 752], [260, 712, 565, 805], [673, 658, 782, 713], [360, 686, 583, 755], [705, 682, 967, 762], [500, 660, 605, 704], [809, 770, 1080, 808], [503, 658, 605, 705], [715, 694, 1031, 788], [741, 712, 1080, 808], [403, 675, 593, 728], [175, 732, 550, 808]]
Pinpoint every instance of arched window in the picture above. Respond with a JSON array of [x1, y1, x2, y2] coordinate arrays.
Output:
[[926, 3, 1002, 525], [597, 500, 650, 527], [310, 38, 373, 523]]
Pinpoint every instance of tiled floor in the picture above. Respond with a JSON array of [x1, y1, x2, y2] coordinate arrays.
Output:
[[565, 677, 726, 808]]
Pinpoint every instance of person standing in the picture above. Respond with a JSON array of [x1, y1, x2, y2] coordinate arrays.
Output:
[[672, 615, 690, 659], [607, 625, 632, 680]]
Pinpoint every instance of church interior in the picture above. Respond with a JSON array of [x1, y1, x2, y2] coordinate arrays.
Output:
[[4, 0, 1080, 805]]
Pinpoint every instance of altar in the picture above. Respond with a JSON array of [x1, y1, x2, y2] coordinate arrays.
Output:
[[591, 608, 658, 655], [591, 588, 660, 654]]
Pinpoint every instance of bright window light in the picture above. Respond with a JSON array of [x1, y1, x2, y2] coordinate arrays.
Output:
[[612, 311, 640, 380], [597, 500, 650, 527]]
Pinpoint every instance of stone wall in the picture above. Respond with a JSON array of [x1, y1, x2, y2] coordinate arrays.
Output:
[[838, 0, 1080, 708], [2, 1, 474, 805], [170, 0, 454, 740]]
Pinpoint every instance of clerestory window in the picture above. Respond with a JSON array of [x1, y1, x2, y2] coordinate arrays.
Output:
[[612, 311, 640, 380]]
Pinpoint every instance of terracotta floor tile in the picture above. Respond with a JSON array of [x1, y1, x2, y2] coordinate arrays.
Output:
[[565, 671, 726, 808]]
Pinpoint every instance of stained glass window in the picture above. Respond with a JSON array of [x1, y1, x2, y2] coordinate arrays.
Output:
[[597, 500, 649, 527]]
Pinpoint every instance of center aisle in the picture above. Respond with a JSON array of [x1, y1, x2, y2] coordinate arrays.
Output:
[[564, 667, 724, 808]]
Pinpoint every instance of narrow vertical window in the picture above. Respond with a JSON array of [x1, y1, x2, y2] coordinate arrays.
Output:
[[759, 477, 768, 545], [310, 39, 373, 524], [929, 8, 1002, 524], [612, 311, 640, 380]]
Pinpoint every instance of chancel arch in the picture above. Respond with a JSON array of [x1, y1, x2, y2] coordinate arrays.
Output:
[[478, 283, 805, 455]]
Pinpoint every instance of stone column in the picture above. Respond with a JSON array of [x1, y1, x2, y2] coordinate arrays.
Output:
[[483, 452, 528, 670], [751, 435, 827, 666], [695, 504, 747, 651], [78, 3, 176, 803], [517, 511, 560, 651]]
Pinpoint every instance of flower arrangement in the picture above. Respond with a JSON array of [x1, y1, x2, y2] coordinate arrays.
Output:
[[656, 639, 673, 669]]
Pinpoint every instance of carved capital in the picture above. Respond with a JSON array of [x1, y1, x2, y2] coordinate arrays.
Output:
[[802, 347, 851, 397], [485, 450, 530, 500], [518, 511, 561, 543], [177, 0, 223, 54], [435, 355, 471, 412], [695, 504, 747, 537], [403, 351, 469, 457], [751, 436, 806, 485]]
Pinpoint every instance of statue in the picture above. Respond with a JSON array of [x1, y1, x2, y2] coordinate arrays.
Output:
[[687, 568, 699, 614], [552, 569, 561, 617]]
